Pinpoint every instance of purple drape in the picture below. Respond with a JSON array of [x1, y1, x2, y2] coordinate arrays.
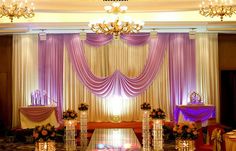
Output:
[[39, 34, 63, 122], [85, 33, 150, 46], [64, 33, 168, 98], [175, 105, 216, 122], [168, 34, 196, 121], [85, 34, 113, 47]]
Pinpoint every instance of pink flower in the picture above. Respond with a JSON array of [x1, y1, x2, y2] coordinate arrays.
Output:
[[187, 128, 191, 133], [177, 130, 182, 134], [193, 131, 198, 135], [51, 132, 56, 137], [33, 132, 39, 138], [173, 127, 177, 132], [158, 112, 161, 115], [189, 123, 195, 129], [41, 130, 48, 136]]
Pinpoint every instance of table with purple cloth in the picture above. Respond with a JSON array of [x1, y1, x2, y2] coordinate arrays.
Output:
[[20, 106, 59, 129], [224, 130, 236, 151], [174, 105, 216, 122]]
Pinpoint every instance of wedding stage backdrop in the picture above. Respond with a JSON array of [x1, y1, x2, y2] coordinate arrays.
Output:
[[12, 33, 219, 127]]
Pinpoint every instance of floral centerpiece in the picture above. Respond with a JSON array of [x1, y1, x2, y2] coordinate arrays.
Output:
[[173, 122, 198, 140], [141, 102, 151, 110], [150, 108, 166, 119], [173, 122, 198, 151], [63, 109, 78, 120], [78, 103, 89, 111], [33, 123, 56, 142]]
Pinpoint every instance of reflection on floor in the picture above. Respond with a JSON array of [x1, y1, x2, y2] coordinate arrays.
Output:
[[0, 122, 177, 151]]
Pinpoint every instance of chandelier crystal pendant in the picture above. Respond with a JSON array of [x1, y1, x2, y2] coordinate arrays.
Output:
[[89, 2, 144, 37], [0, 0, 35, 22], [199, 0, 236, 21]]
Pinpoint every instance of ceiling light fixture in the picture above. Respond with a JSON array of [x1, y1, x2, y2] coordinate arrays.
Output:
[[199, 0, 236, 21], [89, 1, 144, 37], [0, 0, 35, 22]]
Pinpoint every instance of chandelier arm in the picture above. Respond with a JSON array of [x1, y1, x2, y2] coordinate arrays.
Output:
[[199, 0, 236, 21], [0, 0, 35, 22]]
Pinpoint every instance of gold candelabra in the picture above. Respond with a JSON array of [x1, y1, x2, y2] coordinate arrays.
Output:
[[0, 0, 35, 22], [199, 0, 236, 21]]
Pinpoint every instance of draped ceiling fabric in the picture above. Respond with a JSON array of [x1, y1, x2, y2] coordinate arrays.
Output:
[[195, 33, 220, 122], [169, 34, 196, 121], [38, 35, 63, 121], [12, 35, 39, 127], [65, 33, 168, 98]]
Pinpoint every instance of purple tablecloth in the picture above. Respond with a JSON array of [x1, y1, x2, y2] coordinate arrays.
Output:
[[174, 105, 216, 122]]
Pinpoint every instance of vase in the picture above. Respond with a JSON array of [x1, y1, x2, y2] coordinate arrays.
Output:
[[80, 110, 88, 151], [64, 120, 77, 151], [175, 139, 195, 151], [142, 110, 151, 151], [35, 140, 56, 151], [152, 119, 163, 151]]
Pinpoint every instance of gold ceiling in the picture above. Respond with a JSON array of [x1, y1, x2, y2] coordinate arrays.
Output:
[[36, 0, 200, 12], [0, 0, 236, 33]]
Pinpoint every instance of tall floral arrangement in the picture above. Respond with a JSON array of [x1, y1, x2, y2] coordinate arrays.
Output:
[[78, 103, 89, 111], [150, 108, 166, 119], [141, 102, 151, 110], [63, 109, 77, 120], [33, 123, 56, 142], [173, 122, 198, 140]]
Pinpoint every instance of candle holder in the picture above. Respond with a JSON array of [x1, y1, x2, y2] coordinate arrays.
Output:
[[64, 120, 77, 151], [152, 119, 163, 151], [142, 110, 151, 151], [35, 140, 56, 151], [80, 110, 88, 151], [150, 108, 166, 151], [175, 139, 195, 151]]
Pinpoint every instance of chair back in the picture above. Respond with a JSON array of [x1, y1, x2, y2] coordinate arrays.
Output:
[[211, 127, 225, 151]]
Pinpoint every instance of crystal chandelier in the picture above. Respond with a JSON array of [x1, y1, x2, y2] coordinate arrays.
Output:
[[0, 0, 35, 22], [89, 2, 144, 37], [199, 0, 236, 21]]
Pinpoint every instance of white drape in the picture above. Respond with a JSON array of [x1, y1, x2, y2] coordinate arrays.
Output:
[[12, 35, 38, 127], [63, 39, 170, 121], [195, 33, 220, 122]]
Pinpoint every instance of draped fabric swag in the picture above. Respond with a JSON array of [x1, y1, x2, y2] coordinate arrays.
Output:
[[12, 35, 39, 127], [11, 33, 220, 126], [195, 33, 220, 122], [65, 33, 168, 98], [63, 38, 171, 121]]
